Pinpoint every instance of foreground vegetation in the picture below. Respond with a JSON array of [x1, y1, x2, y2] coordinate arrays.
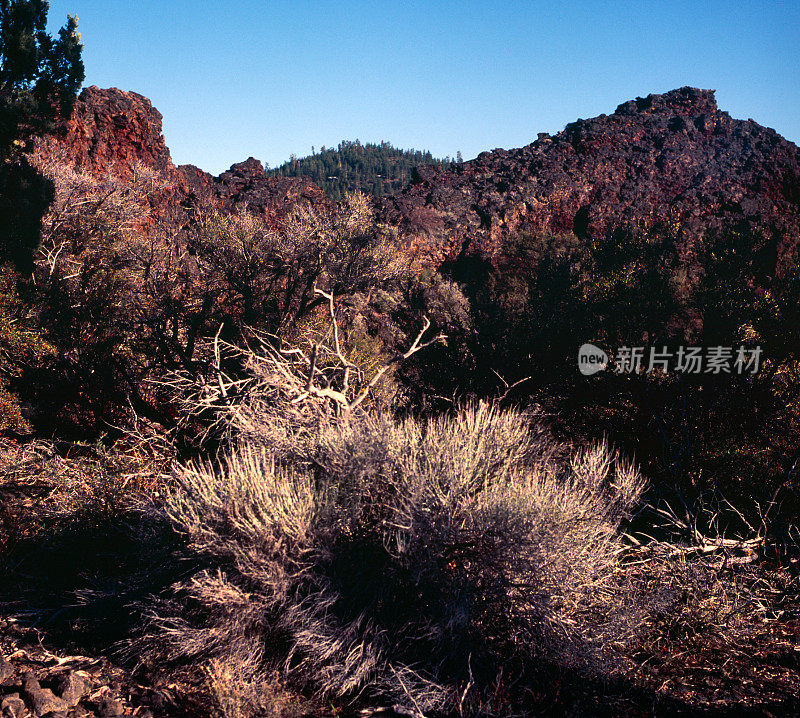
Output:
[[2, 340, 798, 715]]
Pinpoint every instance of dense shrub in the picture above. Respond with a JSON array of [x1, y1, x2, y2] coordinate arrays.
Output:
[[434, 224, 800, 530], [8, 164, 427, 437], [0, 264, 53, 433], [186, 191, 410, 334], [130, 371, 647, 714]]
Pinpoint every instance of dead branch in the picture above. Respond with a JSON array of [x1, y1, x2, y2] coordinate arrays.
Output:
[[161, 290, 447, 433], [349, 316, 446, 410]]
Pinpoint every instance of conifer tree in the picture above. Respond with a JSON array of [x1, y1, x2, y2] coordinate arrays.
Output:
[[0, 0, 84, 271], [0, 0, 84, 156], [268, 140, 452, 202]]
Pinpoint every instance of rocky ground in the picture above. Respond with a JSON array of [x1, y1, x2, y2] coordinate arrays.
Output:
[[0, 439, 208, 718], [0, 618, 203, 718], [2, 609, 798, 717]]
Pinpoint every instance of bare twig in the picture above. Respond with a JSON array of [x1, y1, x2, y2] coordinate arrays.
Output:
[[390, 666, 428, 718], [350, 316, 446, 410]]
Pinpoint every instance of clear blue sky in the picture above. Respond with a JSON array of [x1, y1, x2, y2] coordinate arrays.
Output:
[[48, 0, 799, 176]]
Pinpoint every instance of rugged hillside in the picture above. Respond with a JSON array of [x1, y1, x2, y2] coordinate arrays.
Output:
[[380, 87, 800, 264], [29, 85, 800, 262], [30, 86, 329, 226], [179, 156, 330, 226]]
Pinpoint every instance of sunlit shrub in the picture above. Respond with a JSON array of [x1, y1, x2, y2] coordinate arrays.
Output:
[[130, 380, 646, 713]]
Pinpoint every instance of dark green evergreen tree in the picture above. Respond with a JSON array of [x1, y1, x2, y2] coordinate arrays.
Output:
[[268, 140, 452, 202], [0, 0, 84, 271], [1, 0, 84, 155]]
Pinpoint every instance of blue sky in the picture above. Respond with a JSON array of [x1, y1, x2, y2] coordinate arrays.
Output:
[[47, 1, 799, 176]]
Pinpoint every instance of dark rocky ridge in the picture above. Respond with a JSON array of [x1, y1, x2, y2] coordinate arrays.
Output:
[[30, 86, 800, 263], [379, 87, 800, 264]]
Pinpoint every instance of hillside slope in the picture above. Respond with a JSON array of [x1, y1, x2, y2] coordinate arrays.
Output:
[[30, 87, 330, 227], [380, 87, 800, 264], [266, 140, 453, 201]]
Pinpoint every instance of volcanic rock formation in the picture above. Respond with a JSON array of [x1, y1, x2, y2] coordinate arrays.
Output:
[[31, 86, 329, 227], [30, 85, 800, 262], [380, 87, 800, 264], [32, 86, 186, 185], [178, 157, 329, 226]]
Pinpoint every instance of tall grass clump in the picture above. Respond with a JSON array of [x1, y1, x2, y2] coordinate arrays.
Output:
[[130, 344, 646, 715]]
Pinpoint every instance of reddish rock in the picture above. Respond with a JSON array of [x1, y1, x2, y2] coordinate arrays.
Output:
[[178, 163, 218, 208], [0, 693, 25, 718], [56, 671, 87, 708], [29, 84, 799, 261], [31, 86, 185, 186], [25, 686, 68, 717], [0, 654, 12, 683], [379, 86, 800, 265], [29, 86, 190, 230], [178, 157, 331, 226], [31, 87, 330, 230]]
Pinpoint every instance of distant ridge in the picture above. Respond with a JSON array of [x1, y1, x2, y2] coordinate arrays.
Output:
[[31, 86, 800, 263], [266, 140, 454, 202]]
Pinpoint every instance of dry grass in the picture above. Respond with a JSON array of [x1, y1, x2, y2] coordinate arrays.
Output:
[[0, 435, 169, 553]]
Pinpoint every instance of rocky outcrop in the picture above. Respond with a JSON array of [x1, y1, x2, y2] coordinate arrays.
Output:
[[29, 86, 190, 230], [31, 86, 186, 187], [178, 157, 330, 226], [31, 87, 330, 229], [178, 163, 218, 207], [380, 87, 800, 264]]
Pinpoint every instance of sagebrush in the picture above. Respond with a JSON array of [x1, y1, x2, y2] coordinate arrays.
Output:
[[129, 392, 647, 714]]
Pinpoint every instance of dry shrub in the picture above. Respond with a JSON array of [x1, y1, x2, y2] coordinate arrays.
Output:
[[186, 191, 412, 334], [35, 157, 162, 252], [0, 435, 169, 549], [0, 436, 170, 652], [0, 266, 55, 434], [129, 389, 647, 714], [205, 658, 310, 718]]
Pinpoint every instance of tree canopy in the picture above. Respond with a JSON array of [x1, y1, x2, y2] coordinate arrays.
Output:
[[0, 0, 84, 271], [0, 0, 84, 156], [267, 140, 455, 201]]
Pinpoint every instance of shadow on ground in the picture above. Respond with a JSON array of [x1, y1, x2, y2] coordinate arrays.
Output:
[[2, 505, 798, 717]]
